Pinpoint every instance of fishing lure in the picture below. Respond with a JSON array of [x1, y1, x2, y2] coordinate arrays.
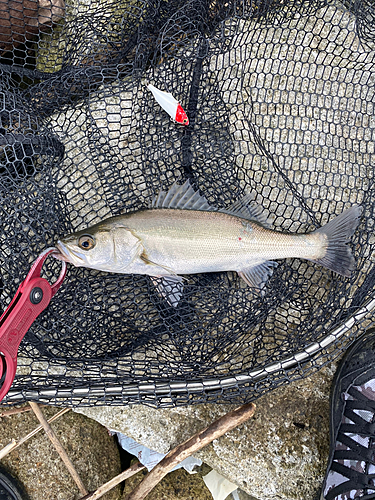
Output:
[[147, 83, 189, 125]]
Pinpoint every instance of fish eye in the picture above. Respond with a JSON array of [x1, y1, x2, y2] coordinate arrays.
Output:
[[183, 118, 188, 123], [78, 235, 95, 250]]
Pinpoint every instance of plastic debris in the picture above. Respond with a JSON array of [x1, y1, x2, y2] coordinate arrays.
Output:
[[113, 432, 202, 473], [203, 469, 238, 500]]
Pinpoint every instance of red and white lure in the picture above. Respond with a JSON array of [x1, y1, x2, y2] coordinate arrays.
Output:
[[147, 83, 189, 126]]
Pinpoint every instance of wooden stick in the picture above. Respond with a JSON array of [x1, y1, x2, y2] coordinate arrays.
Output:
[[123, 402, 256, 500], [0, 407, 71, 460], [29, 402, 88, 497], [78, 461, 146, 500], [0, 404, 48, 417], [0, 440, 17, 459]]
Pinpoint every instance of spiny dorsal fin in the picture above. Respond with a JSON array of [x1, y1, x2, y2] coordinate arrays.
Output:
[[151, 180, 270, 226], [151, 179, 213, 211]]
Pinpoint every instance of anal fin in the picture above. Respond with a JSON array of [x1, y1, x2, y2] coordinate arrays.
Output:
[[238, 261, 278, 294], [151, 276, 184, 307]]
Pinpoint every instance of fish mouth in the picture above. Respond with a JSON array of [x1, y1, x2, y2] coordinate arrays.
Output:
[[53, 240, 88, 267], [52, 241, 70, 262]]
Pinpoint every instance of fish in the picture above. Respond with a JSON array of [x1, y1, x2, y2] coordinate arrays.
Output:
[[53, 180, 362, 307], [147, 84, 189, 125]]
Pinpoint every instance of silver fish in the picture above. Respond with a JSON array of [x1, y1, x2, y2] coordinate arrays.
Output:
[[54, 180, 362, 306]]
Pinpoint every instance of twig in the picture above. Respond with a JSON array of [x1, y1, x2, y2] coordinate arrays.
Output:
[[0, 440, 17, 459], [123, 402, 256, 500], [78, 461, 146, 500], [0, 404, 48, 417], [29, 402, 88, 497], [0, 407, 71, 460]]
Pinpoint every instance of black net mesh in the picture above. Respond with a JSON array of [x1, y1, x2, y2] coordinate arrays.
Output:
[[0, 0, 374, 406]]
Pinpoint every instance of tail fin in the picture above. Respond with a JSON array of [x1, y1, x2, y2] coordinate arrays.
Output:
[[310, 206, 362, 277]]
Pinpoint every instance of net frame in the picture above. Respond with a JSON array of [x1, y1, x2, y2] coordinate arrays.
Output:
[[0, 0, 374, 407]]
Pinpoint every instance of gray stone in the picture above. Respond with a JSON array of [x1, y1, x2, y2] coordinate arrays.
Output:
[[36, 0, 144, 73], [76, 363, 336, 500], [236, 489, 259, 500], [0, 407, 121, 500]]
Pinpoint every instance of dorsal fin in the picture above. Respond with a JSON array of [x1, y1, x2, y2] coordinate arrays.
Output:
[[151, 179, 213, 211], [151, 180, 271, 227], [221, 194, 272, 227]]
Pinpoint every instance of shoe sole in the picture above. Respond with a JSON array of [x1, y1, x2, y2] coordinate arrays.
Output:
[[320, 328, 375, 500]]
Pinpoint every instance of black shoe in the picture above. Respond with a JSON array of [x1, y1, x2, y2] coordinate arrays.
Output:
[[321, 328, 375, 500], [0, 468, 27, 500]]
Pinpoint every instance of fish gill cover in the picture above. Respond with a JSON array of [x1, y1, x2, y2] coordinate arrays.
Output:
[[0, 0, 373, 406]]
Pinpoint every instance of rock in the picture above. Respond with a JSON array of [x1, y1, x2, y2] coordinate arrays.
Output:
[[121, 460, 214, 499], [35, 0, 146, 73], [76, 363, 336, 500], [236, 489, 259, 500], [0, 407, 121, 500]]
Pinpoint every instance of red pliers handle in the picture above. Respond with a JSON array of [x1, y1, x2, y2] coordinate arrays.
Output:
[[0, 248, 66, 402]]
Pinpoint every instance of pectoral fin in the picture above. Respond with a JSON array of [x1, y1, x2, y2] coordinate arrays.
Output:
[[151, 276, 184, 307], [238, 261, 278, 294], [140, 253, 177, 276]]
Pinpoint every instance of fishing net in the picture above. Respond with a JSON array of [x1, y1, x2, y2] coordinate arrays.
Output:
[[0, 0, 374, 406]]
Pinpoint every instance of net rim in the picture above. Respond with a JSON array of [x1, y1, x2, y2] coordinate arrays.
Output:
[[5, 292, 375, 403]]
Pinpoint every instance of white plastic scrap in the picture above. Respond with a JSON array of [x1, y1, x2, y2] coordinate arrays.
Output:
[[113, 432, 202, 473], [203, 470, 238, 500]]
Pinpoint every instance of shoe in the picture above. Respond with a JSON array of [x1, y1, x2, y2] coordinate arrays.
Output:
[[0, 467, 27, 500], [321, 328, 375, 500]]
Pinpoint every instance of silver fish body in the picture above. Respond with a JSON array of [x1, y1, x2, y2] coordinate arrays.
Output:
[[114, 208, 325, 274], [55, 180, 362, 306]]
